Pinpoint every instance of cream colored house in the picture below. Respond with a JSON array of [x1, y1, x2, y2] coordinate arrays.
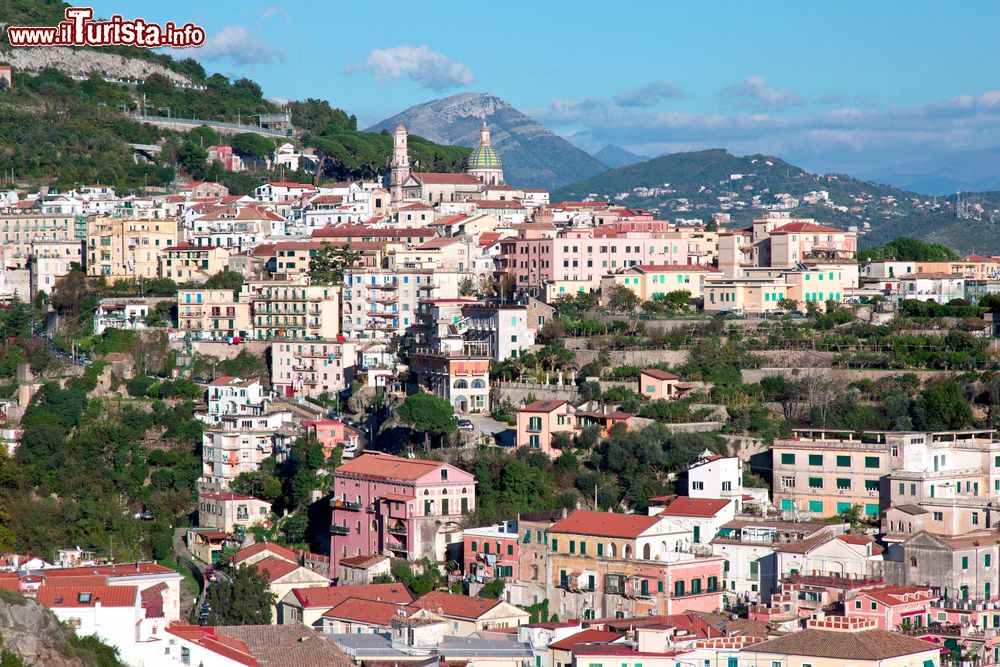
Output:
[[87, 214, 177, 280], [159, 243, 231, 282], [410, 591, 529, 637], [600, 263, 721, 301], [178, 288, 252, 339]]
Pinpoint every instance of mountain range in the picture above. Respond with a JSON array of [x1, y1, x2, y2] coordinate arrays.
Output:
[[592, 145, 650, 168], [366, 93, 608, 190], [862, 147, 1000, 196]]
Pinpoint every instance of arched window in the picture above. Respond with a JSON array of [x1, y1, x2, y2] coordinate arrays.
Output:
[[471, 379, 486, 389], [371, 520, 378, 532], [910, 557, 918, 567], [454, 379, 469, 389], [624, 545, 632, 559], [642, 544, 651, 560], [609, 543, 617, 558]]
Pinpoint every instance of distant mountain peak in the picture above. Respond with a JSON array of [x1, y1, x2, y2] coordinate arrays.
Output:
[[366, 94, 607, 190], [593, 144, 650, 169]]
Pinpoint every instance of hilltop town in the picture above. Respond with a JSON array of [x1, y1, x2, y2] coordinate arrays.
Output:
[[1, 107, 1000, 667]]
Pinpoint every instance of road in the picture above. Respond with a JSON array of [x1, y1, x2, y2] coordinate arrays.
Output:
[[173, 527, 206, 620], [462, 414, 516, 447]]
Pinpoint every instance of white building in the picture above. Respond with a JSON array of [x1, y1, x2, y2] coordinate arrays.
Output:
[[651, 496, 736, 547], [891, 272, 966, 305], [200, 411, 296, 491], [202, 376, 269, 425], [686, 450, 769, 513], [93, 299, 149, 335]]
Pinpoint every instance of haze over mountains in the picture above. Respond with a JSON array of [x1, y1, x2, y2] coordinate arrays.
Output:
[[366, 93, 609, 190], [862, 148, 1000, 196]]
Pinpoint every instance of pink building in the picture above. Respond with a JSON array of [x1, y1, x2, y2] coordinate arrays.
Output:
[[515, 400, 575, 456], [499, 225, 695, 295], [330, 452, 476, 573], [639, 369, 692, 401], [206, 145, 244, 172], [302, 419, 359, 460], [463, 521, 520, 582], [846, 585, 937, 630]]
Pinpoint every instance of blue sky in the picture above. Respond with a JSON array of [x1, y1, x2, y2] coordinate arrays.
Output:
[[89, 0, 1000, 175]]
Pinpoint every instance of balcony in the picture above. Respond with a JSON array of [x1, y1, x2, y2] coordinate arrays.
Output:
[[331, 499, 363, 511], [387, 524, 408, 537], [387, 539, 407, 553], [330, 525, 351, 535]]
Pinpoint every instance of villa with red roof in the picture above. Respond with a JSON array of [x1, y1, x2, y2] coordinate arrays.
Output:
[[845, 585, 938, 630], [411, 590, 529, 636], [545, 510, 725, 619], [278, 582, 413, 629], [40, 562, 183, 621], [330, 452, 476, 573], [36, 584, 145, 663]]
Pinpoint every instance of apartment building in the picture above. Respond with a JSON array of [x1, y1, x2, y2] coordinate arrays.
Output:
[[330, 452, 476, 572], [197, 491, 272, 534], [703, 266, 849, 314], [341, 267, 465, 341], [158, 243, 231, 282], [717, 213, 857, 275], [464, 521, 520, 582], [177, 288, 251, 340], [0, 213, 77, 268], [30, 239, 83, 297], [409, 340, 491, 414], [772, 429, 888, 519], [515, 400, 633, 457], [93, 299, 149, 335], [189, 205, 285, 249], [885, 530, 1000, 603], [86, 214, 177, 280], [600, 264, 722, 302], [498, 225, 697, 295], [882, 429, 1000, 539], [200, 412, 296, 491], [544, 510, 726, 620], [270, 339, 357, 399], [247, 278, 341, 341], [204, 376, 268, 424]]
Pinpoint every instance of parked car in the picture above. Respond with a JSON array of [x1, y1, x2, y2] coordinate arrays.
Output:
[[457, 419, 475, 432]]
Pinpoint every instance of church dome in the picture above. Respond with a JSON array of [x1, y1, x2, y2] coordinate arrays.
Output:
[[467, 143, 502, 170]]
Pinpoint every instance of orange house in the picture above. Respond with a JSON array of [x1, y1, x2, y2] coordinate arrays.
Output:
[[639, 369, 692, 401]]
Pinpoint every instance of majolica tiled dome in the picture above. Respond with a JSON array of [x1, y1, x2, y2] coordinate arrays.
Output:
[[467, 143, 502, 170]]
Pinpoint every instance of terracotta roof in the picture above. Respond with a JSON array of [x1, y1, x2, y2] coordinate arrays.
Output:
[[312, 225, 435, 239], [40, 575, 108, 588], [659, 497, 731, 518], [234, 541, 299, 566], [254, 556, 301, 582], [336, 452, 452, 482], [476, 200, 527, 209], [892, 504, 929, 516], [549, 629, 623, 651], [517, 399, 567, 413], [859, 585, 936, 606], [41, 563, 177, 578], [549, 510, 661, 539], [742, 628, 936, 660], [0, 573, 20, 592], [322, 597, 413, 625], [37, 585, 137, 608], [290, 583, 413, 608], [898, 272, 962, 280], [167, 624, 259, 667], [641, 369, 679, 381], [770, 222, 844, 234], [266, 181, 318, 190], [772, 532, 833, 554], [340, 554, 390, 568], [411, 591, 502, 620], [411, 172, 482, 185], [837, 534, 874, 546], [216, 625, 352, 667], [572, 645, 680, 657]]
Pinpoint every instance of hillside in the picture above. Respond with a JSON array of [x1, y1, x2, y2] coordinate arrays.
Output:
[[367, 92, 608, 190], [0, 2, 467, 193], [553, 148, 1000, 254]]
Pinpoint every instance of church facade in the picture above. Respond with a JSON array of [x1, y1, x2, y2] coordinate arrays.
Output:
[[390, 122, 507, 205]]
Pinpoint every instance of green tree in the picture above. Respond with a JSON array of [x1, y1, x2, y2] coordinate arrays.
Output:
[[399, 393, 456, 448], [913, 378, 973, 430], [605, 285, 640, 313], [204, 564, 276, 625], [857, 237, 959, 262], [308, 243, 361, 285], [231, 133, 275, 160], [480, 578, 505, 600], [204, 270, 245, 294]]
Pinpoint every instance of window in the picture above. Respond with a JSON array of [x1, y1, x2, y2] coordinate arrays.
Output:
[[836, 455, 851, 467], [987, 554, 992, 568], [962, 556, 969, 570], [570, 540, 576, 554], [864, 479, 879, 491], [674, 580, 685, 596], [808, 454, 823, 466], [749, 561, 758, 578], [836, 478, 851, 490], [471, 541, 478, 552], [692, 481, 704, 490], [933, 512, 943, 521], [780, 453, 795, 465], [808, 477, 823, 488], [551, 539, 558, 552], [809, 500, 824, 513]]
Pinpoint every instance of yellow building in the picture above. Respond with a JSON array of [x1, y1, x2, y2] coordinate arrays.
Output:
[[772, 429, 888, 520], [247, 278, 341, 340], [0, 213, 77, 268], [704, 266, 847, 314], [600, 264, 721, 302], [86, 214, 177, 280], [178, 288, 252, 339], [159, 243, 231, 283]]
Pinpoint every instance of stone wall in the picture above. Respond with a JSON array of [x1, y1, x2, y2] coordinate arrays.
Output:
[[742, 367, 954, 384], [493, 382, 578, 405], [189, 340, 271, 361]]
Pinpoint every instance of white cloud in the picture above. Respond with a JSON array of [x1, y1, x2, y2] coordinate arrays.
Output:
[[720, 75, 804, 110], [189, 25, 283, 65], [613, 80, 683, 107], [354, 45, 474, 91]]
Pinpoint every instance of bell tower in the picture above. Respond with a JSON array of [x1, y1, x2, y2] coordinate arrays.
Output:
[[390, 123, 410, 202]]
